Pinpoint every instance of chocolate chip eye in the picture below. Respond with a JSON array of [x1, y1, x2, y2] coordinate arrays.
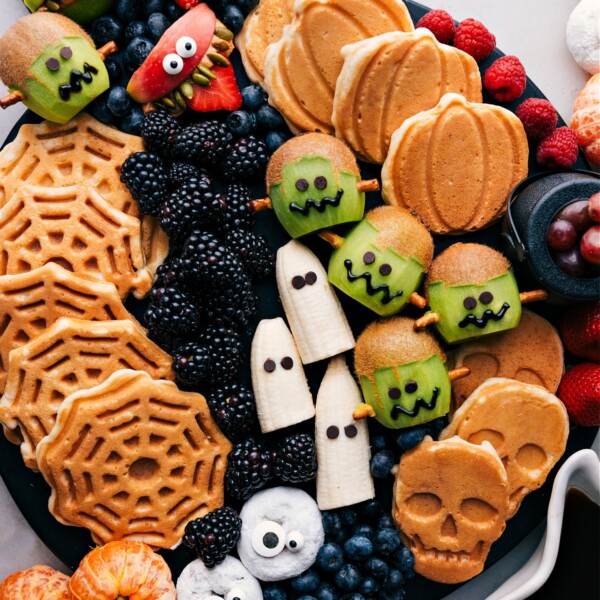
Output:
[[388, 387, 401, 400], [280, 356, 293, 370], [263, 359, 276, 373], [292, 275, 305, 289], [60, 46, 73, 59], [304, 271, 317, 285], [327, 425, 340, 439], [314, 176, 328, 190], [405, 380, 418, 394], [463, 296, 477, 310], [46, 58, 60, 71], [379, 263, 392, 276], [344, 425, 358, 438], [363, 251, 376, 265], [295, 178, 309, 191], [479, 291, 494, 305]]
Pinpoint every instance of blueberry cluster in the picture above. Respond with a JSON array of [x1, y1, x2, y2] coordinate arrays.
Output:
[[87, 0, 187, 133], [262, 500, 415, 600], [208, 0, 260, 35]]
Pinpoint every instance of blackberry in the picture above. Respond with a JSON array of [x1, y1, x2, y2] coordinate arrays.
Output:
[[120, 152, 169, 216], [144, 285, 201, 339], [199, 326, 244, 385], [173, 120, 233, 166], [172, 341, 211, 388], [160, 177, 226, 246], [182, 507, 242, 567], [273, 433, 318, 483], [219, 135, 270, 182], [140, 110, 180, 157], [181, 231, 248, 290], [169, 162, 209, 187], [226, 229, 275, 280], [223, 183, 254, 230], [208, 383, 257, 442], [225, 438, 273, 501], [202, 278, 257, 329]]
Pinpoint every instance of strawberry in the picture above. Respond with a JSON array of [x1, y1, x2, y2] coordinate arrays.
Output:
[[560, 301, 600, 361], [185, 63, 242, 112], [175, 0, 200, 8], [557, 363, 600, 426]]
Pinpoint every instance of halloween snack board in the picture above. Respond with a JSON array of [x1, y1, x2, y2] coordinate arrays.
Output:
[[0, 1, 597, 599]]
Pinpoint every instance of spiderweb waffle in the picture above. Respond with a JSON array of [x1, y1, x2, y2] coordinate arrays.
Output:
[[0, 317, 174, 470], [36, 369, 232, 549], [0, 263, 133, 394], [0, 184, 153, 299]]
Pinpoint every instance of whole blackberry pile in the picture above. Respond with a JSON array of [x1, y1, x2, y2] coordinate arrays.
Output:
[[182, 507, 242, 567], [120, 152, 169, 216], [140, 109, 180, 156], [208, 383, 258, 442], [144, 285, 201, 339], [226, 228, 275, 280], [219, 135, 270, 182], [223, 183, 254, 230], [199, 326, 244, 386], [202, 278, 258, 329], [172, 341, 211, 388], [225, 438, 274, 501], [173, 120, 232, 165], [273, 433, 318, 483]]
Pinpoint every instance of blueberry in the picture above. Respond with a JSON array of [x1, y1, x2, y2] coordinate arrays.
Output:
[[382, 590, 406, 600], [126, 37, 154, 70], [427, 416, 448, 438], [351, 524, 374, 541], [398, 546, 415, 574], [107, 86, 131, 117], [359, 576, 380, 597], [396, 427, 426, 452], [241, 84, 268, 109], [86, 94, 117, 125], [297, 596, 318, 600], [377, 514, 395, 530], [339, 508, 359, 528], [115, 0, 142, 21], [383, 568, 404, 591], [374, 528, 402, 557], [340, 595, 365, 600], [147, 12, 171, 42], [120, 106, 145, 135], [222, 4, 244, 33], [257, 104, 286, 130], [263, 585, 287, 600], [334, 564, 361, 592], [322, 512, 342, 536], [265, 130, 288, 153], [234, 0, 259, 15], [292, 570, 320, 593], [142, 0, 167, 16], [370, 450, 395, 478], [315, 582, 339, 600], [360, 499, 384, 522], [90, 15, 124, 47], [104, 54, 123, 84], [365, 557, 389, 580], [227, 110, 256, 137], [315, 542, 344, 573], [125, 20, 147, 41], [370, 434, 388, 453], [165, 3, 185, 21], [344, 536, 373, 562]]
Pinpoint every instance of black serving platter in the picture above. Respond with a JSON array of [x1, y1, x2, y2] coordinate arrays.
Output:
[[0, 2, 597, 598]]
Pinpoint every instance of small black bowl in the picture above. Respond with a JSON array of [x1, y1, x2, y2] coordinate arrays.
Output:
[[501, 169, 600, 303]]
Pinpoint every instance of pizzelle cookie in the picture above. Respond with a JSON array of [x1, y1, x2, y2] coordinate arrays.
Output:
[[0, 184, 153, 299], [237, 0, 295, 85], [440, 378, 569, 518], [450, 310, 564, 409], [333, 29, 482, 163], [0, 263, 133, 394], [382, 93, 528, 234], [0, 317, 174, 470], [263, 0, 414, 134], [36, 369, 232, 549]]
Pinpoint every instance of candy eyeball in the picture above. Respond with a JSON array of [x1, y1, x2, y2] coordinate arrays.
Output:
[[286, 531, 305, 552], [176, 36, 197, 58], [162, 53, 183, 75], [226, 587, 247, 600], [251, 520, 286, 557]]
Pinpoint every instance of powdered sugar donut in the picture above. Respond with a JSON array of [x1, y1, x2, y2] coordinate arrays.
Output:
[[237, 487, 324, 581], [177, 556, 263, 600], [566, 0, 600, 74]]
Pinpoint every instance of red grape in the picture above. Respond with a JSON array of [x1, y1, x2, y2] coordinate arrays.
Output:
[[556, 199, 594, 233], [553, 247, 588, 277], [546, 219, 577, 251], [588, 192, 600, 223], [581, 225, 600, 265]]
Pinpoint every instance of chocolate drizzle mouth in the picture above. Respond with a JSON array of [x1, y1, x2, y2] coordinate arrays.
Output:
[[58, 63, 99, 101], [344, 259, 403, 305], [458, 303, 510, 329], [289, 189, 344, 215], [391, 387, 439, 420]]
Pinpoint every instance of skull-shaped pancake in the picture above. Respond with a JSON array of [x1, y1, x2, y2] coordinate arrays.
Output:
[[393, 436, 509, 584], [440, 378, 569, 518]]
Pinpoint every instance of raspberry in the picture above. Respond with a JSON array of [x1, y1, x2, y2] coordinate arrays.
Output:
[[483, 55, 527, 102], [415, 10, 455, 44], [454, 18, 496, 62], [515, 98, 558, 141], [536, 127, 579, 169]]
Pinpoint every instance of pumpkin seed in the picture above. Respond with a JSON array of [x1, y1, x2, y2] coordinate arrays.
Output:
[[207, 52, 230, 68], [197, 65, 217, 80], [215, 27, 234, 41], [192, 73, 211, 87], [180, 81, 194, 99]]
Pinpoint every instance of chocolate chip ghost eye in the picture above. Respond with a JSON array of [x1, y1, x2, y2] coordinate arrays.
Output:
[[363, 251, 376, 265], [463, 296, 477, 310], [60, 46, 73, 59], [286, 531, 305, 552], [326, 425, 340, 439], [388, 387, 401, 400], [379, 263, 392, 276], [226, 588, 247, 600], [280, 356, 294, 370], [344, 424, 358, 438], [479, 291, 494, 305], [46, 58, 60, 71], [251, 520, 286, 557], [405, 380, 418, 394], [295, 178, 309, 191], [314, 176, 328, 189], [263, 359, 276, 373], [304, 271, 317, 285], [292, 275, 306, 289]]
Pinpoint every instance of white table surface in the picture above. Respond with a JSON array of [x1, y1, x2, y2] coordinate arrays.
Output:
[[0, 0, 596, 593]]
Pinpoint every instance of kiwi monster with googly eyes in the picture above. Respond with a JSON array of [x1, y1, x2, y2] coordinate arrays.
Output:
[[237, 487, 324, 581]]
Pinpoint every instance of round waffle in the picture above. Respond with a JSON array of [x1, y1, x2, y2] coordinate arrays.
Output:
[[0, 317, 174, 470], [36, 369, 232, 549]]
